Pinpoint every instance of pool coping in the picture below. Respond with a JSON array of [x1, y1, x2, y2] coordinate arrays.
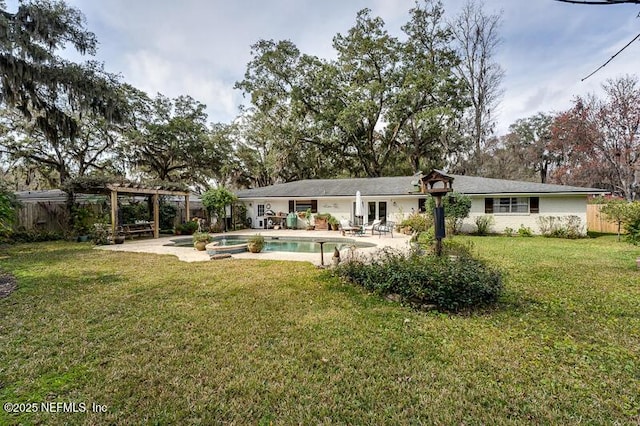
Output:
[[95, 228, 411, 264]]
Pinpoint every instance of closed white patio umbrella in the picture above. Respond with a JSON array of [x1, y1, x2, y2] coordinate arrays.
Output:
[[355, 190, 363, 225]]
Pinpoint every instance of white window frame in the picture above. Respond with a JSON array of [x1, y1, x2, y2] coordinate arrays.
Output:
[[493, 197, 529, 214]]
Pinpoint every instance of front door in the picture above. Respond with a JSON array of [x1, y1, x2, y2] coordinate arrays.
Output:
[[367, 202, 376, 224], [378, 201, 387, 222]]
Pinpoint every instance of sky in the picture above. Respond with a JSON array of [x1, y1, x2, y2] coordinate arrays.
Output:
[[7, 0, 640, 134]]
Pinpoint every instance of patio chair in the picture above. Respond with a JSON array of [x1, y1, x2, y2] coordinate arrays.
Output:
[[373, 221, 395, 238], [340, 219, 361, 236], [363, 219, 382, 236]]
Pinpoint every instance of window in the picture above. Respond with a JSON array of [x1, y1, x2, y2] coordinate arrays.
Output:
[[257, 204, 265, 217], [290, 200, 317, 213], [487, 197, 530, 214]]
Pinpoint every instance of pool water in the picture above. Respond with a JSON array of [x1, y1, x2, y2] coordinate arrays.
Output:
[[168, 236, 374, 253]]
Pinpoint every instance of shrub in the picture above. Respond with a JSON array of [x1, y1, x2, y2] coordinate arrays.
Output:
[[91, 223, 111, 245], [159, 203, 178, 230], [601, 200, 640, 245], [503, 227, 514, 237], [537, 216, 584, 239], [474, 215, 494, 236], [416, 229, 434, 246], [335, 248, 503, 312], [175, 221, 198, 235], [517, 225, 534, 237], [625, 218, 640, 245], [399, 212, 432, 234], [1, 229, 64, 244]]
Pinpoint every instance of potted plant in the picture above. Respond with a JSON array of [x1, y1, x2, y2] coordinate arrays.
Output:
[[328, 216, 340, 231], [303, 208, 315, 231], [72, 206, 94, 242], [247, 234, 265, 253], [193, 232, 211, 251], [314, 212, 331, 230], [113, 228, 126, 244]]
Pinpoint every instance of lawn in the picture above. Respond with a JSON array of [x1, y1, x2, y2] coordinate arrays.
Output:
[[0, 236, 638, 424]]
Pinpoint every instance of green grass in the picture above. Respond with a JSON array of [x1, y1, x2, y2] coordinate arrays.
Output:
[[0, 236, 638, 424]]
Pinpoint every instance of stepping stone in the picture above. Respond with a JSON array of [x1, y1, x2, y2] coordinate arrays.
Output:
[[210, 253, 232, 260]]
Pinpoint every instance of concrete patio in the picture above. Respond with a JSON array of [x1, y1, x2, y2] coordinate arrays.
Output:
[[95, 228, 412, 265]]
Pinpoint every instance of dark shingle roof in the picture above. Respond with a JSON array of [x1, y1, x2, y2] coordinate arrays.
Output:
[[235, 174, 606, 199], [236, 176, 419, 198], [446, 174, 605, 195]]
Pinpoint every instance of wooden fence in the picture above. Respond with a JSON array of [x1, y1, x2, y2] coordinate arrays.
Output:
[[16, 202, 72, 233], [587, 204, 621, 234]]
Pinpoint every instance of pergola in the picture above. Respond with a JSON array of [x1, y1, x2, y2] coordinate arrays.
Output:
[[105, 183, 191, 238]]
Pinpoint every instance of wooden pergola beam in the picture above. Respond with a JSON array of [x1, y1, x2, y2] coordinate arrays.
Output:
[[104, 184, 191, 239]]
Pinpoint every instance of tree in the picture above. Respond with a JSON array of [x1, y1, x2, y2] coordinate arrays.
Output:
[[201, 187, 237, 231], [450, 0, 504, 175], [601, 198, 629, 240], [125, 93, 222, 189], [549, 75, 640, 200], [505, 113, 556, 183], [236, 1, 465, 180], [0, 88, 127, 187], [0, 0, 126, 167]]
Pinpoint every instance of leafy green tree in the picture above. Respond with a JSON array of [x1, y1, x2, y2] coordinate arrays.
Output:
[[0, 94, 128, 187], [479, 113, 555, 183], [601, 199, 640, 243], [236, 1, 466, 181], [125, 93, 224, 188], [201, 187, 237, 231]]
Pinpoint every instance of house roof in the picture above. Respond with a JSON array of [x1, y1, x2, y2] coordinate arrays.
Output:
[[235, 174, 607, 199]]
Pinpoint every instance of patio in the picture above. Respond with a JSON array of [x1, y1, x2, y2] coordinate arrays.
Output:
[[95, 228, 412, 264]]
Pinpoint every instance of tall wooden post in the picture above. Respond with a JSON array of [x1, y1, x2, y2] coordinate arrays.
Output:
[[185, 195, 190, 222], [420, 170, 454, 257], [153, 193, 160, 239]]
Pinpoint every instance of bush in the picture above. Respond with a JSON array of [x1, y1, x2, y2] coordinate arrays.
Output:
[[474, 215, 494, 236], [175, 221, 198, 235], [335, 248, 503, 312], [1, 229, 65, 244], [399, 212, 432, 234], [537, 216, 584, 239], [503, 227, 514, 237], [601, 200, 640, 245], [159, 203, 178, 230], [121, 202, 150, 224], [517, 225, 534, 237], [625, 218, 640, 245]]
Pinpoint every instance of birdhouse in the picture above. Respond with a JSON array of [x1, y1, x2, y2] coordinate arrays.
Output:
[[420, 170, 454, 196]]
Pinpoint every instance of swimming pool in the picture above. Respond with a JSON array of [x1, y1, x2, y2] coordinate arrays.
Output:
[[167, 235, 375, 253]]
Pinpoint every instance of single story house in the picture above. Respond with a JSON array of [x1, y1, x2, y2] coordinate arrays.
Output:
[[235, 171, 606, 234]]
